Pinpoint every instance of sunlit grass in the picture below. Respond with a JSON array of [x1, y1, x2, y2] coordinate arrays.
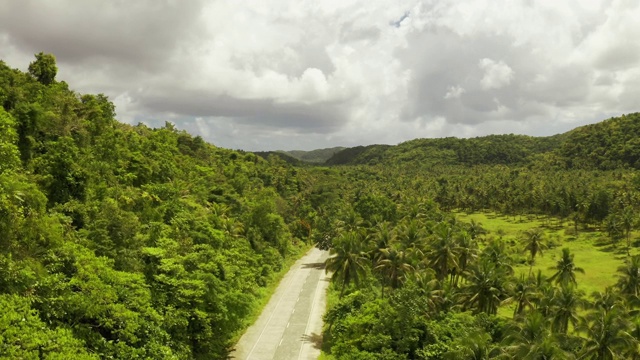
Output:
[[456, 211, 640, 297]]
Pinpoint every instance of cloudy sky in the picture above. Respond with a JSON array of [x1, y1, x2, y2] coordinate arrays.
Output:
[[1, 0, 639, 151]]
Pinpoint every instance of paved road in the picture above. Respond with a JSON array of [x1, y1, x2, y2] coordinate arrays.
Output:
[[230, 247, 330, 360]]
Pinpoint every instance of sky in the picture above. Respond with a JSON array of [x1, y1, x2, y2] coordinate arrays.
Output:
[[1, 0, 639, 151]]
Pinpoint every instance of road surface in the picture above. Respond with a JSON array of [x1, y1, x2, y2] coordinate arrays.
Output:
[[230, 247, 330, 360]]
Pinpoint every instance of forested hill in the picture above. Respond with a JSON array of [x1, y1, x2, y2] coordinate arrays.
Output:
[[0, 55, 317, 359], [324, 113, 640, 169], [557, 113, 640, 169], [325, 133, 564, 167], [279, 146, 346, 163]]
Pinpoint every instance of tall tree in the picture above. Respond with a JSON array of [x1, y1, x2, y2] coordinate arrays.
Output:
[[325, 231, 370, 297], [579, 308, 636, 360], [617, 255, 640, 302], [549, 248, 585, 287], [521, 227, 547, 274], [427, 222, 461, 281], [28, 52, 57, 85], [550, 285, 585, 335]]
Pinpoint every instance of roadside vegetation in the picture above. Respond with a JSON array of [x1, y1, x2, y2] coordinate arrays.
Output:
[[2, 53, 640, 359]]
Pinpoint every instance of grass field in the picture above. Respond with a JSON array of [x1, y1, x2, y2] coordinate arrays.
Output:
[[455, 211, 640, 297]]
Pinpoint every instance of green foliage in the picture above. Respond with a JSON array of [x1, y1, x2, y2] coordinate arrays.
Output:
[[0, 294, 97, 359], [279, 146, 346, 163], [28, 52, 57, 85], [0, 54, 311, 359]]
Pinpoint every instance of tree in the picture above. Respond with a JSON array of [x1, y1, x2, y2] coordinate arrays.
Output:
[[374, 246, 414, 292], [502, 274, 537, 318], [617, 255, 640, 302], [461, 260, 509, 315], [427, 222, 461, 282], [549, 248, 585, 287], [326, 231, 370, 297], [579, 308, 636, 360], [502, 311, 570, 360], [0, 109, 21, 174], [522, 228, 547, 274], [550, 285, 585, 335], [28, 52, 57, 85], [621, 206, 637, 256]]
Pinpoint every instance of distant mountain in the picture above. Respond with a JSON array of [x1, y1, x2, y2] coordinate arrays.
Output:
[[323, 113, 640, 170], [325, 134, 563, 167], [557, 113, 640, 169], [277, 147, 346, 163], [253, 151, 302, 165]]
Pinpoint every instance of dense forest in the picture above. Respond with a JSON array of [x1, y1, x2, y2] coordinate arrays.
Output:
[[0, 54, 318, 359], [2, 53, 640, 359]]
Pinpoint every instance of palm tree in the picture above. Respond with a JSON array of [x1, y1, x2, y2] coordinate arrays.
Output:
[[605, 214, 624, 247], [621, 207, 636, 256], [369, 221, 396, 264], [454, 231, 478, 286], [579, 307, 635, 360], [461, 259, 509, 315], [445, 330, 498, 360], [502, 274, 538, 318], [481, 237, 514, 275], [616, 255, 640, 303], [589, 288, 624, 314], [427, 222, 461, 282], [502, 311, 571, 360], [397, 219, 426, 251], [549, 248, 585, 287], [550, 285, 586, 335], [467, 219, 487, 241], [325, 231, 369, 297], [374, 246, 415, 292], [522, 228, 547, 274]]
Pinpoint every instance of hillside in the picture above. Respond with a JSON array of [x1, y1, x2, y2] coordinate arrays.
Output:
[[557, 112, 640, 169], [279, 146, 346, 163], [323, 114, 640, 170], [0, 55, 314, 359], [325, 133, 564, 167]]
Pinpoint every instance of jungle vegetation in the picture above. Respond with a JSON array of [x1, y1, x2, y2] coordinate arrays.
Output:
[[2, 53, 640, 359]]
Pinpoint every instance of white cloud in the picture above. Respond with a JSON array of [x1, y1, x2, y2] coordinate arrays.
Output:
[[1, 0, 639, 150], [478, 58, 514, 90], [444, 85, 465, 99]]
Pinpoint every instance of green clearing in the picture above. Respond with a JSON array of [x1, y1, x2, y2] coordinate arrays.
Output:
[[456, 211, 640, 297]]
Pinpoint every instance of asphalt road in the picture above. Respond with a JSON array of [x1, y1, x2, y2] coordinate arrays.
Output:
[[230, 247, 330, 360]]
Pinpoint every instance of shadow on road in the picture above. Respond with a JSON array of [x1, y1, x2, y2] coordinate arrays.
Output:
[[301, 332, 323, 350], [302, 262, 326, 269]]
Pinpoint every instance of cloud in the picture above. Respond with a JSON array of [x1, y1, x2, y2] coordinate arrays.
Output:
[[1, 0, 639, 150], [478, 58, 514, 90]]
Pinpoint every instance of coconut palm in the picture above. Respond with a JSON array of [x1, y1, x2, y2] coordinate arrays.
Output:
[[549, 248, 585, 287], [522, 228, 547, 274], [369, 221, 396, 264], [502, 274, 538, 318], [502, 311, 571, 360], [444, 330, 498, 360], [579, 307, 636, 360], [454, 231, 479, 286], [481, 237, 514, 275], [467, 219, 487, 241], [374, 246, 415, 292], [397, 219, 426, 253], [550, 285, 586, 335], [617, 255, 640, 302], [427, 222, 461, 282], [621, 207, 636, 256], [325, 231, 369, 297], [461, 259, 509, 315]]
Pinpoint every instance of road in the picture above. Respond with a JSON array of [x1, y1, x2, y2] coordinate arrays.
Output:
[[230, 247, 330, 360]]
